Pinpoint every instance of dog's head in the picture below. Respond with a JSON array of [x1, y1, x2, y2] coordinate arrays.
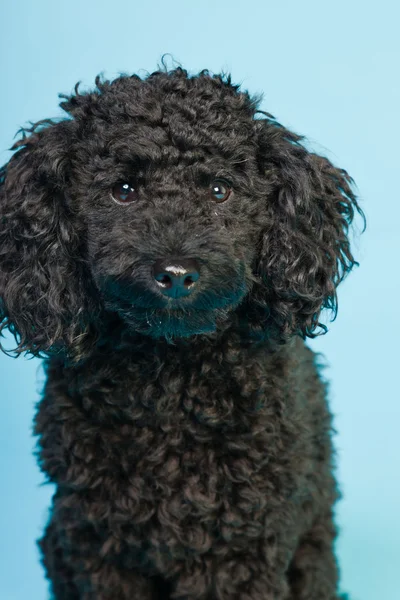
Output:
[[0, 67, 365, 361]]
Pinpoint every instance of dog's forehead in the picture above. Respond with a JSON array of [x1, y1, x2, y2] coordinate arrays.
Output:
[[74, 130, 255, 190], [83, 108, 257, 172], [101, 75, 254, 140], [69, 77, 260, 181]]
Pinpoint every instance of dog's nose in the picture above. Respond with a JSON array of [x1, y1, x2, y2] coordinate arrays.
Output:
[[153, 258, 200, 298]]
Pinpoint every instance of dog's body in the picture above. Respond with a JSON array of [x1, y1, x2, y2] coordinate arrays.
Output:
[[36, 331, 338, 600], [0, 66, 364, 599]]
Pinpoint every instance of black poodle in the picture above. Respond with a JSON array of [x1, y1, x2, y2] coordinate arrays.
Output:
[[0, 65, 365, 599]]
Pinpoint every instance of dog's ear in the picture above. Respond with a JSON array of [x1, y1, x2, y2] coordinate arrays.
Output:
[[249, 115, 366, 342], [0, 119, 100, 362]]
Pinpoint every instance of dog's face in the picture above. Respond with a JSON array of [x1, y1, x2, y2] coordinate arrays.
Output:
[[69, 92, 270, 339], [0, 68, 364, 359], [84, 165, 260, 339]]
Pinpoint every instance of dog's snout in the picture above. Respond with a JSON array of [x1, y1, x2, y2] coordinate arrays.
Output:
[[153, 258, 200, 298]]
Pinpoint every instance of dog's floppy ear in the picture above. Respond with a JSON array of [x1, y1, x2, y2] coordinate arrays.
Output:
[[249, 114, 366, 342], [0, 119, 100, 362]]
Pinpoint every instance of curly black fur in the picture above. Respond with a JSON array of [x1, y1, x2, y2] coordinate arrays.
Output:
[[0, 64, 365, 599]]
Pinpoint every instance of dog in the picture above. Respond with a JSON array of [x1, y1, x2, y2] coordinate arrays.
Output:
[[0, 65, 365, 599]]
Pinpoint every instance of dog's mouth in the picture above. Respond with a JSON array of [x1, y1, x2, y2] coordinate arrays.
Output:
[[115, 294, 247, 338], [99, 279, 248, 339], [123, 306, 222, 338], [95, 260, 252, 338]]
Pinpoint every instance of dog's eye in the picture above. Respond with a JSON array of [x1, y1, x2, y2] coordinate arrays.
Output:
[[209, 179, 232, 203], [111, 183, 138, 204]]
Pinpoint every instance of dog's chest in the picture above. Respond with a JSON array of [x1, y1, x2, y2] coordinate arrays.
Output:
[[42, 342, 301, 567], [103, 410, 272, 568], [74, 354, 278, 562]]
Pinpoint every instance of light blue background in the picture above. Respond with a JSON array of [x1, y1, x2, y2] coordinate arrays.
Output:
[[0, 1, 399, 599]]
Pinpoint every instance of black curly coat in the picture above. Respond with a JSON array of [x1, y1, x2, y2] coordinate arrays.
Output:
[[0, 66, 365, 599]]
